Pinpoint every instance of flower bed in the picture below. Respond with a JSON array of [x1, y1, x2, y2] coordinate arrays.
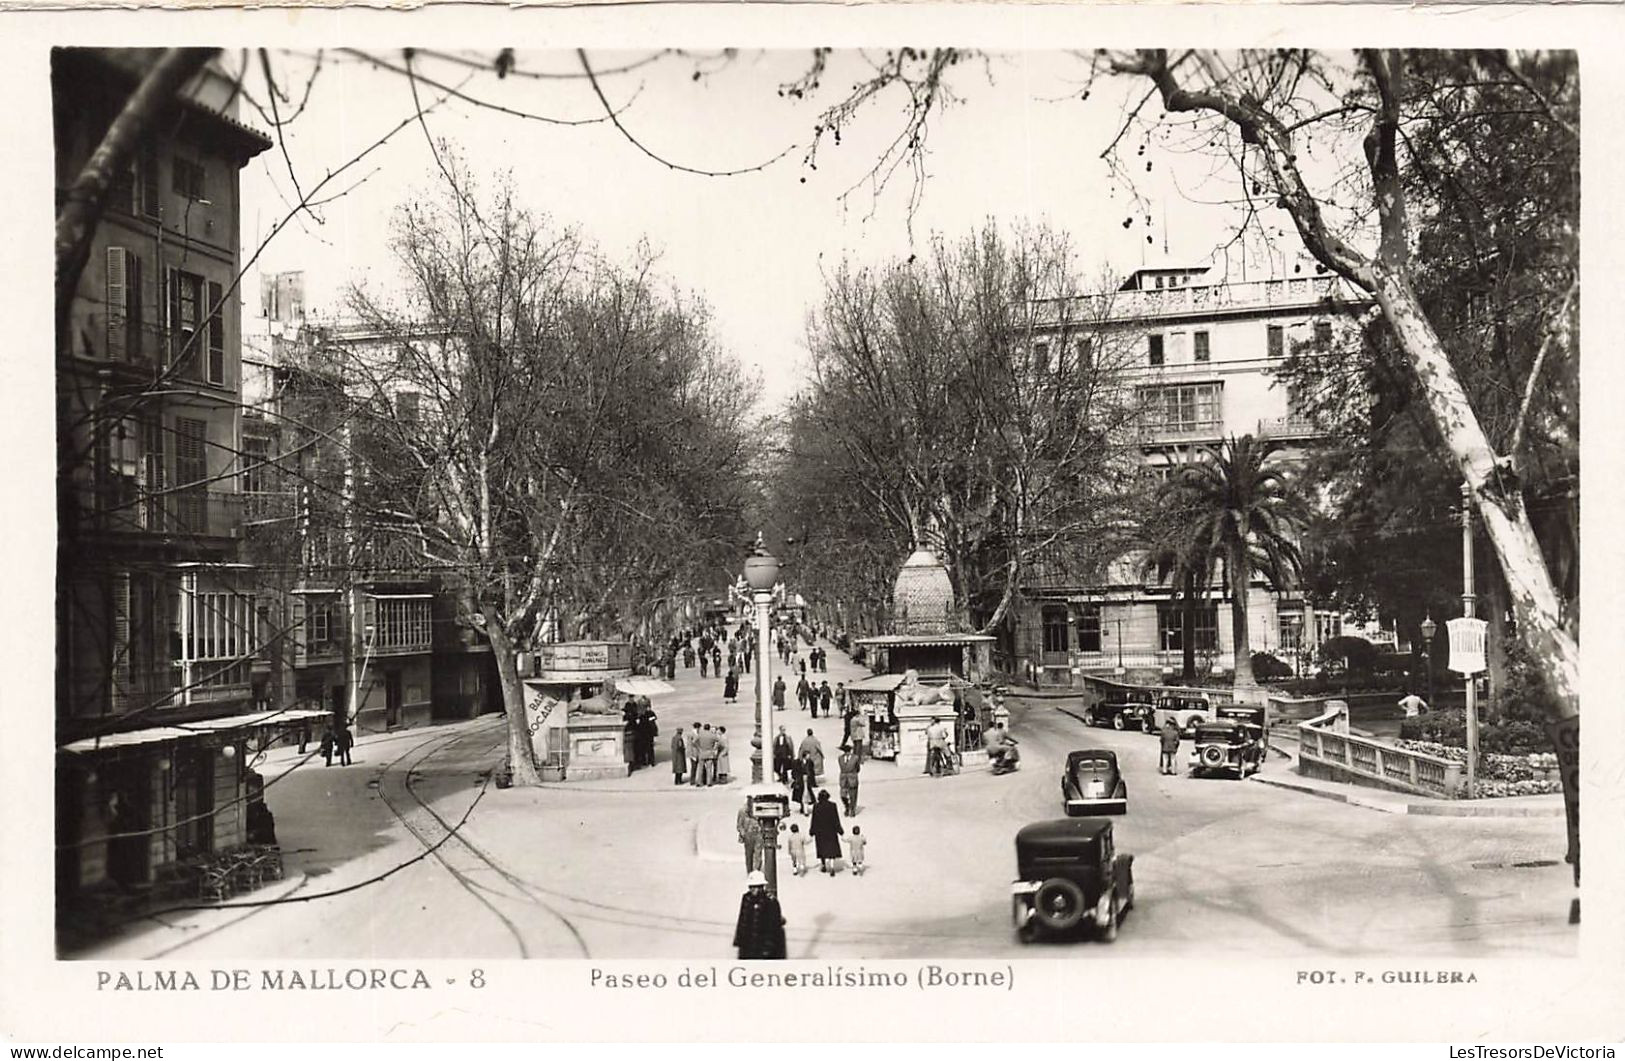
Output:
[[1393, 739, 1563, 797]]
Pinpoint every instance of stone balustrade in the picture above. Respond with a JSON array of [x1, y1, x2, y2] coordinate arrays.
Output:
[[1297, 703, 1465, 799]]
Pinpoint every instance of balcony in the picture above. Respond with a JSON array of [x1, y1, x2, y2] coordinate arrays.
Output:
[[1138, 419, 1225, 446], [1257, 414, 1320, 440], [91, 487, 243, 540], [1051, 276, 1351, 324]]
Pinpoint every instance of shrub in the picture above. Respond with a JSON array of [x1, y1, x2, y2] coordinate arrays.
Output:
[[1251, 652, 1295, 681], [1320, 635, 1377, 674]]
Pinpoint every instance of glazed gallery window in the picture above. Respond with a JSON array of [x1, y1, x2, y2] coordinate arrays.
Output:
[[1157, 602, 1218, 652], [1041, 606, 1069, 654], [372, 595, 432, 652], [1142, 383, 1222, 432]]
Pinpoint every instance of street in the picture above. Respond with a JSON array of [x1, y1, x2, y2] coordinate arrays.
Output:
[[80, 636, 1574, 962]]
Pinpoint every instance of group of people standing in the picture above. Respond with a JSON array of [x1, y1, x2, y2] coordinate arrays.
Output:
[[795, 676, 843, 718], [671, 722, 732, 786], [623, 697, 660, 769]]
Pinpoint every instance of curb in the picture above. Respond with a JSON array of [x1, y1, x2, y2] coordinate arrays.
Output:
[[1251, 773, 1565, 817]]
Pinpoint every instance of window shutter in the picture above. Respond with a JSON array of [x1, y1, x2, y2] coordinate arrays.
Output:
[[206, 281, 224, 384], [106, 247, 127, 360], [291, 596, 308, 668], [111, 571, 133, 711], [165, 269, 178, 366], [127, 253, 144, 360]]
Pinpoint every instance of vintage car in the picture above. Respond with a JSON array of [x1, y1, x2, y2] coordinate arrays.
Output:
[[1061, 749, 1128, 815], [1011, 818, 1134, 942], [1085, 690, 1154, 731], [1145, 693, 1214, 736], [1191, 719, 1267, 778]]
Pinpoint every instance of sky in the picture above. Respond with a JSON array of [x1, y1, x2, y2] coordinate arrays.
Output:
[[238, 49, 1313, 409]]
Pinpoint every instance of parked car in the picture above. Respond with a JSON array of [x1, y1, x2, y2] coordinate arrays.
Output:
[[1191, 720, 1267, 779], [1146, 693, 1214, 736], [1011, 818, 1134, 943], [1086, 691, 1154, 731], [1061, 749, 1128, 816]]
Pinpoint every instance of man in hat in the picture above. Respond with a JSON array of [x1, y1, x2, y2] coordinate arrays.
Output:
[[733, 871, 786, 960], [736, 796, 762, 873]]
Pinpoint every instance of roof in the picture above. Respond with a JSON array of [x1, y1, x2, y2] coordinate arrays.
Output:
[[613, 676, 676, 697], [847, 673, 909, 693], [854, 634, 996, 648], [1016, 818, 1113, 845], [1066, 749, 1119, 766], [60, 708, 329, 754]]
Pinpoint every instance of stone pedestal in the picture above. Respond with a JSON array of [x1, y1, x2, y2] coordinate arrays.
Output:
[[564, 717, 631, 780], [894, 703, 956, 771]]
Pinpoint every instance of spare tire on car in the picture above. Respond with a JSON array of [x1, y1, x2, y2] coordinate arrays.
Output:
[[1033, 877, 1087, 932]]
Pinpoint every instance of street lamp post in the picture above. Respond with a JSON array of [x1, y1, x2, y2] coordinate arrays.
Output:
[[743, 535, 783, 892], [1420, 615, 1437, 711], [1460, 483, 1479, 799]]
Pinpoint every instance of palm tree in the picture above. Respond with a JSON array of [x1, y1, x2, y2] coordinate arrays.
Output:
[[1138, 481, 1216, 681], [1166, 435, 1305, 689]]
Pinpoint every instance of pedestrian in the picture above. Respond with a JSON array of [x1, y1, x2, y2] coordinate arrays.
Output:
[[337, 724, 354, 766], [847, 826, 867, 876], [788, 755, 808, 814], [838, 747, 861, 817], [1159, 716, 1182, 775], [712, 646, 722, 675], [697, 723, 720, 786], [772, 677, 787, 711], [925, 716, 949, 777], [773, 725, 795, 785], [685, 724, 701, 786], [835, 681, 847, 716], [684, 645, 695, 669], [1398, 691, 1428, 718], [818, 680, 833, 719], [737, 797, 761, 873], [724, 668, 739, 704], [716, 726, 732, 784], [798, 655, 807, 677], [795, 676, 809, 711], [798, 728, 825, 782], [297, 721, 310, 755], [742, 645, 751, 675], [809, 790, 845, 875], [733, 871, 787, 960], [699, 650, 709, 678], [319, 725, 335, 768], [787, 823, 808, 876], [671, 726, 687, 785]]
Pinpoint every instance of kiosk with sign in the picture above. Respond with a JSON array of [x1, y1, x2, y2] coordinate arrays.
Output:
[[520, 641, 635, 781]]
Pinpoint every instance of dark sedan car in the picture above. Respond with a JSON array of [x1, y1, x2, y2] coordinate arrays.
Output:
[[1085, 692, 1154, 731], [1061, 749, 1128, 816], [1011, 818, 1135, 942]]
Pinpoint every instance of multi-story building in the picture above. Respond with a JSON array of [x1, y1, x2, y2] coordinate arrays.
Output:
[[53, 50, 305, 905], [1009, 264, 1380, 688], [241, 298, 496, 732]]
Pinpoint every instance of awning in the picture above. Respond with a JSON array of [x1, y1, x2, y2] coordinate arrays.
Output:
[[613, 676, 676, 697], [847, 673, 909, 693], [854, 634, 997, 649], [60, 708, 331, 755]]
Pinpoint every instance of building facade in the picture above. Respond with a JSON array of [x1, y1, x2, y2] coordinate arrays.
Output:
[[241, 302, 496, 734], [54, 50, 286, 904], [1010, 265, 1382, 687]]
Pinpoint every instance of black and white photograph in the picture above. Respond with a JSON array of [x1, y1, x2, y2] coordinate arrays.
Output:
[[4, 2, 1622, 1045]]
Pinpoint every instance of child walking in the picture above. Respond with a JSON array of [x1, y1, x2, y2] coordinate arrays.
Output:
[[847, 826, 867, 876], [787, 823, 809, 877]]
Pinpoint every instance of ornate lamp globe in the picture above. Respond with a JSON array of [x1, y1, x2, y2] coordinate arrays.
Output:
[[744, 542, 780, 593]]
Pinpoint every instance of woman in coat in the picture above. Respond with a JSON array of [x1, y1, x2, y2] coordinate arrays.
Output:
[[808, 790, 845, 874], [733, 872, 786, 959]]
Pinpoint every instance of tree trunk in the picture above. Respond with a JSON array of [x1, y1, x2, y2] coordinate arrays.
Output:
[[1181, 569, 1197, 680], [485, 613, 542, 787], [55, 48, 217, 354], [1229, 545, 1255, 688], [1370, 268, 1579, 723]]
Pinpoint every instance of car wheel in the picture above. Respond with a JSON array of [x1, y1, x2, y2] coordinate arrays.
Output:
[[1033, 878, 1088, 933], [1112, 713, 1127, 731], [1200, 745, 1226, 769]]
